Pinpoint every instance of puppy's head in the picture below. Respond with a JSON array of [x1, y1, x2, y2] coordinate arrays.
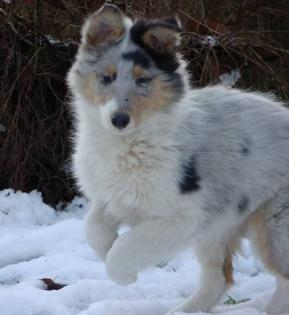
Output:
[[68, 4, 187, 135]]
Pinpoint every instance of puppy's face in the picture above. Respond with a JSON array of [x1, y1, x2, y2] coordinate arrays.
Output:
[[68, 4, 185, 135]]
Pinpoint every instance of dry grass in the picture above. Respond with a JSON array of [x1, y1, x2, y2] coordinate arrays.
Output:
[[0, 0, 288, 206]]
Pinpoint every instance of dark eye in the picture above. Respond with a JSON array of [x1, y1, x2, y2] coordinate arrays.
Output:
[[136, 77, 152, 86], [101, 74, 116, 86]]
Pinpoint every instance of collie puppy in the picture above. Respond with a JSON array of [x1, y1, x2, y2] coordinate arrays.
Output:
[[67, 4, 289, 314]]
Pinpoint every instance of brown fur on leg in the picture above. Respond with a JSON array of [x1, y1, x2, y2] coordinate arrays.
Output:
[[222, 230, 244, 286], [223, 251, 234, 286], [247, 200, 289, 279]]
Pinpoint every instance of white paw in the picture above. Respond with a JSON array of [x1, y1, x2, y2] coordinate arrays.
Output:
[[106, 262, 137, 286], [169, 299, 211, 314], [106, 251, 137, 286]]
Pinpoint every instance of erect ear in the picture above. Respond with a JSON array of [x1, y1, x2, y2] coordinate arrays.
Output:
[[142, 18, 182, 55], [81, 4, 125, 47]]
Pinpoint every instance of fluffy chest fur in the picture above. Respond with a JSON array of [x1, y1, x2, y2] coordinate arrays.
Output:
[[73, 109, 188, 223]]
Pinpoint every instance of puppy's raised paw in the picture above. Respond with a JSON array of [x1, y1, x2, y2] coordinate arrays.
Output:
[[106, 252, 137, 286]]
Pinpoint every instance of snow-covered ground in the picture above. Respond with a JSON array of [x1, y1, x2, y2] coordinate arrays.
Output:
[[0, 189, 276, 315]]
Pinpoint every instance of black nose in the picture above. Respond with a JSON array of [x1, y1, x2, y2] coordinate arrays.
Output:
[[111, 112, 130, 130]]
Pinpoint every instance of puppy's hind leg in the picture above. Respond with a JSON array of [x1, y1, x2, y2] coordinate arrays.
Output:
[[171, 238, 237, 314], [247, 189, 289, 315]]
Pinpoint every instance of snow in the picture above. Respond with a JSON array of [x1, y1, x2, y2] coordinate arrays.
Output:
[[219, 70, 241, 87], [201, 36, 217, 47], [46, 35, 70, 46], [0, 190, 276, 315]]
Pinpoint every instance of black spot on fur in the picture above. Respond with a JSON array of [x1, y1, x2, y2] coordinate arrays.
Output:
[[238, 196, 249, 213], [179, 156, 201, 194], [122, 50, 150, 68], [273, 210, 283, 220], [130, 20, 181, 73], [241, 146, 249, 155], [240, 138, 251, 156]]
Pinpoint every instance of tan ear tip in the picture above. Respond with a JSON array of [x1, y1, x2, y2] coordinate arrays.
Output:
[[80, 3, 125, 46]]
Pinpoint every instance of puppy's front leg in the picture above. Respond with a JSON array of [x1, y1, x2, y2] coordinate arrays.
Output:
[[85, 207, 119, 261], [171, 239, 232, 313], [106, 217, 193, 286]]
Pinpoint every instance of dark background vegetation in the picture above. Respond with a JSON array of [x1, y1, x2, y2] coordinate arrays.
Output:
[[1, 0, 289, 206]]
